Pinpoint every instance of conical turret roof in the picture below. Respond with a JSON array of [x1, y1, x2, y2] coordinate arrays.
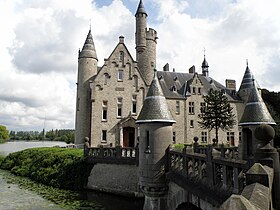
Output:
[[136, 71, 175, 124], [239, 80, 275, 126], [239, 63, 254, 90], [202, 55, 209, 68], [79, 30, 98, 60], [135, 0, 147, 16]]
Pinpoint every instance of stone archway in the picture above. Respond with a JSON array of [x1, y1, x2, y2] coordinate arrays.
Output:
[[118, 115, 137, 147]]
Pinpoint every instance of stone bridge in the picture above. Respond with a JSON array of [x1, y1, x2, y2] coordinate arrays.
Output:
[[85, 125, 280, 210]]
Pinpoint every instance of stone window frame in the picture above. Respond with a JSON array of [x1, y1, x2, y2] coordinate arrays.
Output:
[[117, 97, 123, 118], [101, 130, 107, 143], [201, 131, 207, 143], [200, 102, 206, 113], [190, 120, 194, 128], [132, 95, 137, 115], [118, 70, 124, 81], [188, 102, 195, 114], [198, 87, 201, 94], [120, 51, 124, 66], [175, 101, 180, 114], [192, 87, 196, 94], [172, 132, 176, 144], [102, 100, 108, 121], [227, 131, 235, 145]]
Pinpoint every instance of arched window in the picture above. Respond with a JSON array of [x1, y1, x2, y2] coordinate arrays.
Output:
[[133, 75, 138, 89]]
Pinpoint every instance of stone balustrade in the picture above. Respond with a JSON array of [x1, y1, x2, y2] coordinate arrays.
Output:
[[86, 146, 139, 165]]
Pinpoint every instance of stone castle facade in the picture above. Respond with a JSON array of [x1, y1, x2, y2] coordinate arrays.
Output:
[[74, 0, 266, 147]]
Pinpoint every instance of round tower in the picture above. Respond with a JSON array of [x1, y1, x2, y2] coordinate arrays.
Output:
[[136, 71, 175, 210], [135, 0, 147, 54], [75, 30, 98, 145], [135, 0, 157, 85]]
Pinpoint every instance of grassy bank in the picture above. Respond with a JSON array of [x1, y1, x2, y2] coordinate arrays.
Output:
[[0, 147, 92, 190]]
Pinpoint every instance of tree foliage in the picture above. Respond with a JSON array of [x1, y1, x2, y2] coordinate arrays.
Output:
[[198, 90, 236, 143], [0, 125, 9, 143], [9, 129, 74, 144], [262, 89, 280, 147]]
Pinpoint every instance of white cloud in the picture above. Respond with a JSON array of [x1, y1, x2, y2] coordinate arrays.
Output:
[[1, 0, 280, 131]]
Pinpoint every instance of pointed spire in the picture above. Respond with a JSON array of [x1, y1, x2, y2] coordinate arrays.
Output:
[[239, 80, 275, 126], [136, 71, 175, 123], [79, 30, 98, 60], [239, 60, 254, 90], [135, 0, 147, 16], [202, 48, 209, 77]]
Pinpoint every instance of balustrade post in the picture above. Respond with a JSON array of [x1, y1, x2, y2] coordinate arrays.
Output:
[[183, 145, 187, 175], [136, 147, 139, 166], [221, 144, 225, 158], [165, 146, 170, 173], [116, 146, 121, 159], [99, 146, 104, 157], [233, 167, 240, 194], [222, 165, 228, 189], [193, 136, 199, 153], [206, 145, 214, 186]]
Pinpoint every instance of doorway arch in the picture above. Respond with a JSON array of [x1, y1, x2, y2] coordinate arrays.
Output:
[[123, 127, 135, 147]]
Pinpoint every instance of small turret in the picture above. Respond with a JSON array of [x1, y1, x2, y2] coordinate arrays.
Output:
[[239, 80, 275, 126], [238, 79, 275, 160], [136, 71, 175, 209], [202, 50, 209, 77], [75, 29, 98, 145]]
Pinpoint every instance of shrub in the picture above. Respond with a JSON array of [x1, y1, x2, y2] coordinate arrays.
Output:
[[0, 147, 92, 190]]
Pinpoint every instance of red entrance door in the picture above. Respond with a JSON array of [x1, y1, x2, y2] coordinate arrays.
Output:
[[123, 127, 135, 147]]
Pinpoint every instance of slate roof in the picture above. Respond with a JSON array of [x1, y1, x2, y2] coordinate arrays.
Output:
[[239, 65, 254, 90], [79, 30, 98, 60], [135, 0, 147, 16], [239, 80, 275, 125], [136, 72, 175, 123], [157, 71, 241, 101]]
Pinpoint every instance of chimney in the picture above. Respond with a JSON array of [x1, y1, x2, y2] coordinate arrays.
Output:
[[119, 36, 124, 43], [189, 65, 195, 74], [226, 79, 236, 91], [163, 63, 169, 71]]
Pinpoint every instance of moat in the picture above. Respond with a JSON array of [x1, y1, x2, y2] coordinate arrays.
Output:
[[0, 141, 144, 210]]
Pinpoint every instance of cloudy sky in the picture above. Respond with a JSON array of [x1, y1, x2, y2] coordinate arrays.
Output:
[[1, 0, 280, 131]]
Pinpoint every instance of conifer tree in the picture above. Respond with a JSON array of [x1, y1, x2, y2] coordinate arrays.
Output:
[[198, 89, 236, 143]]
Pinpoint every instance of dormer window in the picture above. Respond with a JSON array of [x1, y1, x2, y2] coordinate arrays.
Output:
[[171, 85, 176, 92], [198, 87, 201, 94]]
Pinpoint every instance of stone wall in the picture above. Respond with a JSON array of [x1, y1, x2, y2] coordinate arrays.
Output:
[[87, 163, 143, 197]]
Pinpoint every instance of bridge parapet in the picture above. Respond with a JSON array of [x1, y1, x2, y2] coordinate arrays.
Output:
[[167, 145, 249, 207], [86, 146, 139, 165]]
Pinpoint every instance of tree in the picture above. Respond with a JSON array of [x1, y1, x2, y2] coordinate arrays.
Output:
[[0, 125, 10, 142], [198, 89, 236, 143]]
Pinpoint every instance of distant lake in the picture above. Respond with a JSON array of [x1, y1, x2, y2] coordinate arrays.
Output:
[[0, 140, 67, 156]]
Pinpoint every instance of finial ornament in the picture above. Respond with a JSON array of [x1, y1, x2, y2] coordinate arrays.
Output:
[[246, 59, 248, 67], [203, 47, 206, 58], [90, 19, 91, 30]]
